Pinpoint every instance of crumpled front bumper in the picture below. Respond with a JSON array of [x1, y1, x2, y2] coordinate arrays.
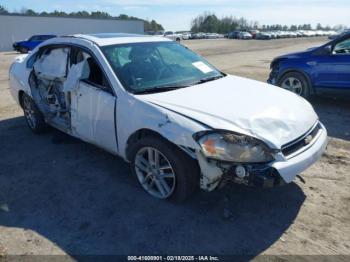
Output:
[[197, 123, 328, 191], [13, 43, 20, 52], [267, 68, 279, 85], [271, 124, 328, 183]]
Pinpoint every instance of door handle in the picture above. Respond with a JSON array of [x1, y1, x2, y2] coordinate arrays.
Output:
[[307, 61, 317, 66]]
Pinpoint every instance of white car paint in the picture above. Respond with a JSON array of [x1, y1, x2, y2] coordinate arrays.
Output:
[[138, 75, 318, 149], [9, 34, 328, 193]]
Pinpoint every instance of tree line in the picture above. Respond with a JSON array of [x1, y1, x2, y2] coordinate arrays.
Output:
[[191, 12, 347, 33], [0, 5, 164, 32]]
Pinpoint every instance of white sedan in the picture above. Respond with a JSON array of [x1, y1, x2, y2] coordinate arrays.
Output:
[[9, 33, 328, 201]]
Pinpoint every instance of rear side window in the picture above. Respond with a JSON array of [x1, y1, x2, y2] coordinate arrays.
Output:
[[27, 45, 68, 69], [34, 47, 69, 79]]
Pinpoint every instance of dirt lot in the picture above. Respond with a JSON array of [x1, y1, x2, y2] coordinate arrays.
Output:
[[0, 37, 349, 258]]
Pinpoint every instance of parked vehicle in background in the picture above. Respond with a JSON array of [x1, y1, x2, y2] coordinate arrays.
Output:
[[289, 31, 298, 38], [181, 32, 191, 40], [238, 32, 252, 40], [191, 32, 206, 39], [13, 34, 56, 53], [256, 32, 272, 40], [228, 31, 240, 39], [163, 31, 182, 42], [156, 29, 336, 42], [329, 30, 349, 40], [268, 32, 350, 99], [205, 33, 223, 39], [278, 31, 289, 38], [9, 33, 327, 201], [295, 31, 304, 37], [249, 30, 260, 39], [269, 31, 278, 39]]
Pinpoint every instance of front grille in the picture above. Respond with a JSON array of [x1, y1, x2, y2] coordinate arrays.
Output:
[[282, 123, 322, 157]]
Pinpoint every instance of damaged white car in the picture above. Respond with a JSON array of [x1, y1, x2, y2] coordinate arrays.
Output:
[[9, 33, 328, 201]]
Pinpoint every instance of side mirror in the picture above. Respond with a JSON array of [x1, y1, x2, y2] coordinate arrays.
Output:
[[324, 45, 333, 54]]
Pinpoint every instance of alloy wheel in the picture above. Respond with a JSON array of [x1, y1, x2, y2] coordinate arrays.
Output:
[[23, 95, 36, 129], [134, 147, 176, 199], [281, 77, 303, 95]]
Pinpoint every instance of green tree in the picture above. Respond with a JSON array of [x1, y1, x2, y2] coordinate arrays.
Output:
[[39, 11, 49, 16], [0, 5, 8, 14], [290, 25, 297, 31], [69, 11, 90, 18], [202, 14, 220, 32], [144, 19, 164, 32], [50, 10, 68, 17], [316, 23, 323, 30], [90, 11, 111, 19], [118, 14, 130, 20], [25, 9, 37, 16]]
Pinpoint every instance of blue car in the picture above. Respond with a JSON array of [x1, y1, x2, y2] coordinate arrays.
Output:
[[13, 34, 56, 53], [268, 32, 350, 99]]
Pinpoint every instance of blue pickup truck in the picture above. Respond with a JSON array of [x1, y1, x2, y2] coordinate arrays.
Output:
[[13, 34, 56, 53]]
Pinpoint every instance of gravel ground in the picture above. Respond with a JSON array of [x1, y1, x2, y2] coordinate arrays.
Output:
[[0, 37, 349, 258]]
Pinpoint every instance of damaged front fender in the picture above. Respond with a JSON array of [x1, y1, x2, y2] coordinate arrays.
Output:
[[118, 94, 208, 160], [117, 96, 231, 191]]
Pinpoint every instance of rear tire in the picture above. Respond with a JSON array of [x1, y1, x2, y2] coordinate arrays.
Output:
[[129, 136, 199, 202], [21, 93, 47, 134], [278, 72, 310, 99]]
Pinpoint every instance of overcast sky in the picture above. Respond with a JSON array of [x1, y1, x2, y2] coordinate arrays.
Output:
[[1, 0, 349, 30]]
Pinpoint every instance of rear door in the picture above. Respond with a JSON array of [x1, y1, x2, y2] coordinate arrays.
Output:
[[70, 47, 118, 154]]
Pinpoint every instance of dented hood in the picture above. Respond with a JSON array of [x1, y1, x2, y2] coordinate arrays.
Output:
[[138, 75, 318, 148]]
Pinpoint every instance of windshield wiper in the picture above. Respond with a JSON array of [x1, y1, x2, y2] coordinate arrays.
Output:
[[133, 85, 189, 94], [133, 74, 226, 94], [193, 75, 225, 85]]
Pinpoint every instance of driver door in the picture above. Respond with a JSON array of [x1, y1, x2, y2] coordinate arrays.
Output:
[[314, 37, 350, 89], [70, 48, 118, 154]]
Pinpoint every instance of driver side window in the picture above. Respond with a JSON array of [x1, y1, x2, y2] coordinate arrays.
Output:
[[29, 36, 41, 41], [71, 47, 113, 94], [333, 38, 350, 55]]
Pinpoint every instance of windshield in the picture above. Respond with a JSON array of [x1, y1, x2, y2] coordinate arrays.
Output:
[[102, 41, 224, 94]]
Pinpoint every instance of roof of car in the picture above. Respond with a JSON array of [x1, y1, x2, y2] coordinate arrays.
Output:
[[33, 34, 57, 37], [66, 33, 171, 46]]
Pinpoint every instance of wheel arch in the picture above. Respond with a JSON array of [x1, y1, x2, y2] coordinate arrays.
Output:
[[18, 90, 25, 108], [278, 69, 315, 95], [125, 128, 196, 162]]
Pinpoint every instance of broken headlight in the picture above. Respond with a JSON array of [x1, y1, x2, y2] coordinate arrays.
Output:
[[195, 131, 274, 163]]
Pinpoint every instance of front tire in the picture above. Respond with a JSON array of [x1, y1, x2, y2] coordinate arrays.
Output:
[[19, 47, 28, 54], [129, 136, 199, 202], [21, 93, 47, 134], [278, 72, 310, 99]]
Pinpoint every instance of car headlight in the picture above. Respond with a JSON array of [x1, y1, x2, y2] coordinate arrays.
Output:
[[195, 131, 274, 163]]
